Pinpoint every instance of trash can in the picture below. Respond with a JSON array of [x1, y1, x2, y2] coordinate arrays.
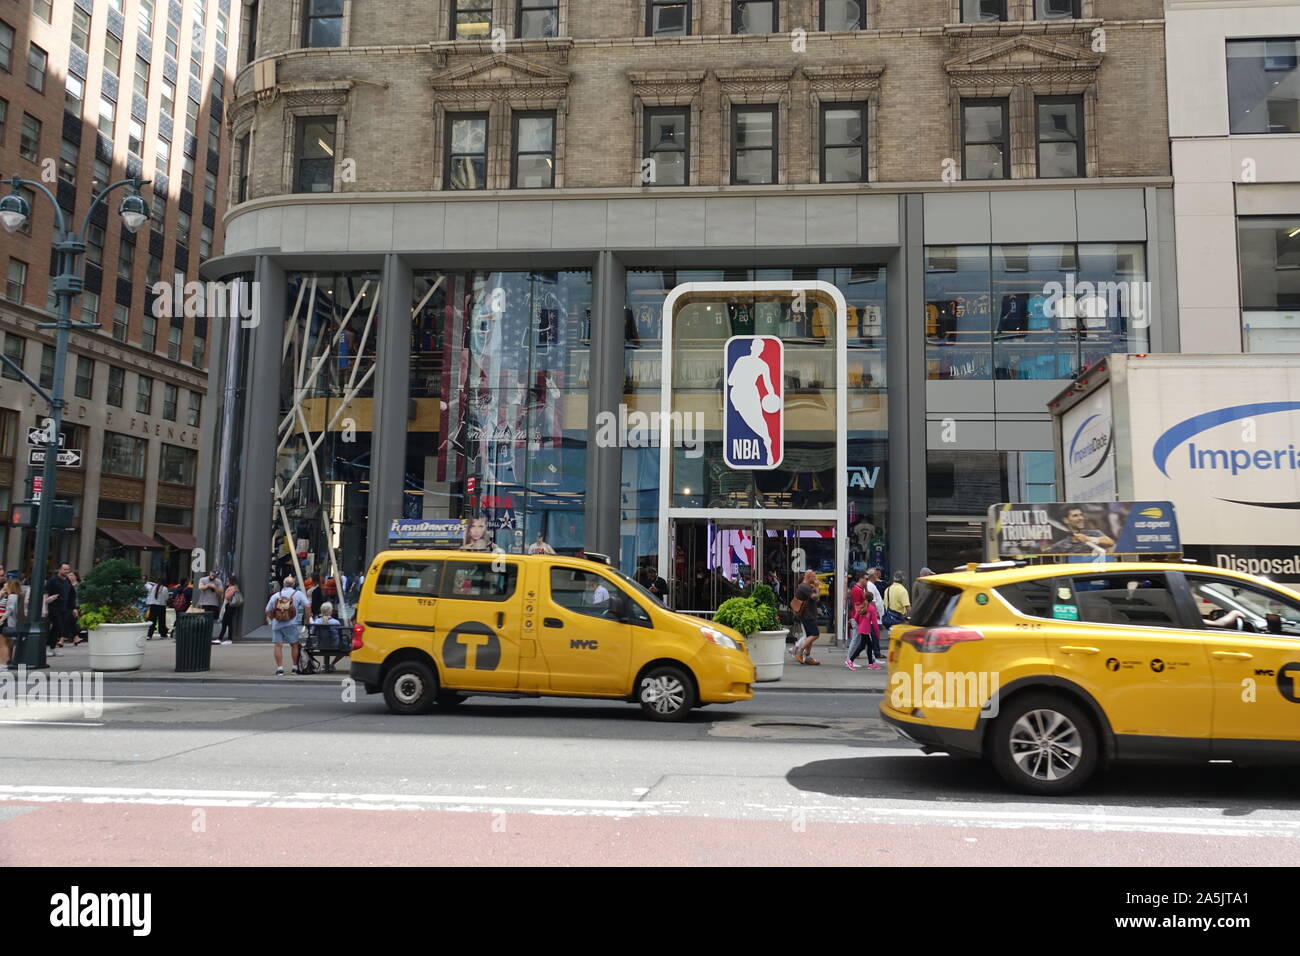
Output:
[[174, 611, 213, 672]]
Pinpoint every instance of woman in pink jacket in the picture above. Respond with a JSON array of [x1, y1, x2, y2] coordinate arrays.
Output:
[[845, 571, 883, 670]]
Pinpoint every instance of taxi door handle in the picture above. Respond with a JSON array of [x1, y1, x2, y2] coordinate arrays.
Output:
[[1212, 651, 1253, 661], [1059, 645, 1100, 655], [496, 611, 504, 627], [544, 617, 563, 628]]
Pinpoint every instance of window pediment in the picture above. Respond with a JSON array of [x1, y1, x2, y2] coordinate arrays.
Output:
[[945, 35, 1101, 85], [628, 70, 706, 102], [715, 67, 796, 97], [803, 64, 884, 96], [431, 53, 571, 95]]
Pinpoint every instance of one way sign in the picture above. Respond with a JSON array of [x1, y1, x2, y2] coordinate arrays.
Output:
[[26, 427, 66, 448], [28, 448, 82, 468]]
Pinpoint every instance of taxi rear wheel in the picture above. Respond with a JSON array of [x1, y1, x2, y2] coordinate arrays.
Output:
[[382, 661, 438, 715], [637, 665, 697, 722], [989, 693, 1099, 795]]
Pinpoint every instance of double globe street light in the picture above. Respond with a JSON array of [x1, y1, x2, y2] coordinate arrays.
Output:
[[0, 175, 151, 669]]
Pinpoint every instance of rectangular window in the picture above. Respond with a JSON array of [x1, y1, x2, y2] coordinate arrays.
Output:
[[647, 0, 689, 35], [81, 290, 100, 326], [295, 116, 336, 193], [112, 303, 130, 339], [199, 225, 213, 260], [189, 54, 202, 82], [512, 112, 555, 189], [1228, 38, 1300, 134], [99, 99, 116, 139], [105, 34, 122, 75], [177, 209, 191, 242], [246, 1, 259, 62], [518, 0, 559, 38], [5, 260, 27, 303], [71, 8, 91, 50], [39, 344, 55, 389], [822, 0, 863, 30], [962, 98, 1009, 180], [186, 391, 201, 426], [161, 77, 176, 118], [0, 21, 11, 72], [0, 99, 7, 143], [451, 0, 491, 40], [2, 334, 24, 381], [147, 252, 162, 285], [27, 43, 47, 92], [163, 383, 178, 420], [1036, 0, 1079, 17], [167, 325, 181, 361], [1238, 216, 1300, 350], [128, 118, 144, 156], [136, 375, 153, 414], [142, 315, 158, 352], [134, 56, 150, 99], [86, 224, 105, 265], [963, 0, 1006, 21], [165, 15, 179, 58], [117, 243, 134, 282], [733, 1, 776, 33], [74, 357, 93, 399], [139, 0, 155, 34], [376, 559, 443, 597], [1072, 573, 1179, 628], [1037, 96, 1083, 178], [731, 105, 777, 184], [158, 444, 197, 484], [65, 74, 85, 115], [19, 113, 40, 162], [644, 108, 688, 186], [59, 138, 79, 184], [34, 1, 53, 23], [93, 159, 111, 195], [98, 500, 142, 521], [106, 366, 124, 407], [156, 139, 171, 178], [821, 103, 865, 182], [155, 505, 192, 524], [217, 11, 229, 47], [208, 127, 221, 157], [441, 561, 518, 601], [304, 0, 344, 47], [236, 133, 250, 202], [101, 431, 147, 478], [181, 154, 195, 191], [444, 114, 487, 190], [185, 97, 199, 137], [204, 172, 217, 207], [192, 334, 205, 368]]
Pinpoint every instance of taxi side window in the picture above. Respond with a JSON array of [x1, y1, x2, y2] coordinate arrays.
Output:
[[1187, 575, 1300, 637], [442, 561, 517, 602], [1071, 573, 1179, 628], [375, 560, 442, 598], [551, 569, 613, 619], [996, 578, 1065, 619]]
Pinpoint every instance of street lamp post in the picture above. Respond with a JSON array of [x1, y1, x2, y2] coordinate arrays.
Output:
[[0, 175, 151, 670]]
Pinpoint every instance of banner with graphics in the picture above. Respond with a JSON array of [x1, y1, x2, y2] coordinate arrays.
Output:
[[987, 501, 1180, 560], [389, 518, 466, 548], [723, 335, 784, 470]]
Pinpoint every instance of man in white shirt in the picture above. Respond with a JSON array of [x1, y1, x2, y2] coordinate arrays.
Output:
[[865, 568, 885, 616], [264, 576, 310, 676], [144, 578, 171, 640]]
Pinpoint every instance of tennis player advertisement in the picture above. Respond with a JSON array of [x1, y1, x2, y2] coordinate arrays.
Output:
[[986, 501, 1181, 561]]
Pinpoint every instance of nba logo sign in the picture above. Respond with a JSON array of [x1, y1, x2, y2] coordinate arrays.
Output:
[[724, 335, 783, 469]]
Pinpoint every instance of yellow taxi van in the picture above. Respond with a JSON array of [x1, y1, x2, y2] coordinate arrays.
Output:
[[349, 549, 756, 720], [881, 561, 1300, 794]]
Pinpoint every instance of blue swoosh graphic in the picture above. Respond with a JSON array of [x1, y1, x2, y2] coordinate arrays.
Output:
[[1152, 401, 1300, 478], [1068, 414, 1099, 462]]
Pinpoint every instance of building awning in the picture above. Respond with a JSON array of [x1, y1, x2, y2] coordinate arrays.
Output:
[[157, 531, 198, 550], [98, 527, 160, 549]]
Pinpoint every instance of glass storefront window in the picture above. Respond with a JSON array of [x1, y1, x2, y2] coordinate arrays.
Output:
[[1228, 38, 1300, 134], [101, 431, 147, 478], [927, 243, 1148, 380], [407, 269, 593, 557], [1239, 217, 1300, 351], [159, 444, 197, 485]]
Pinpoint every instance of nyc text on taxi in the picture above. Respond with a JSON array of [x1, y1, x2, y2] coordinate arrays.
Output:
[[881, 562, 1300, 794], [350, 550, 755, 720]]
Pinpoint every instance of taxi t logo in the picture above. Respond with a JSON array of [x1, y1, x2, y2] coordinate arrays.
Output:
[[443, 622, 501, 670]]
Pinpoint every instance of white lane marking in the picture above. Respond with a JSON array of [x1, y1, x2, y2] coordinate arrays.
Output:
[[104, 696, 242, 701], [0, 721, 104, 727]]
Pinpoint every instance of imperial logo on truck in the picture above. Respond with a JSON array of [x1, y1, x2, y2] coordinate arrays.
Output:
[[1051, 355, 1300, 583]]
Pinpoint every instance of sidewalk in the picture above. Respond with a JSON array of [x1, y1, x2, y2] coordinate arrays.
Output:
[[30, 631, 886, 692]]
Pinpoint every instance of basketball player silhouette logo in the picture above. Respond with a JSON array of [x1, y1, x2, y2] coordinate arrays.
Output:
[[724, 335, 784, 469]]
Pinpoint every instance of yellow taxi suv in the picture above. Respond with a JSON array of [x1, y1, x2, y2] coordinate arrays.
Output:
[[350, 550, 755, 721], [881, 561, 1300, 795]]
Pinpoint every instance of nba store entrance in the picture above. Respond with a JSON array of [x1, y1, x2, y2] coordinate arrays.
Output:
[[656, 282, 848, 640]]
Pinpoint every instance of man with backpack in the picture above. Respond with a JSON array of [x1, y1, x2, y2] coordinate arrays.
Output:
[[144, 577, 171, 640], [265, 575, 310, 676]]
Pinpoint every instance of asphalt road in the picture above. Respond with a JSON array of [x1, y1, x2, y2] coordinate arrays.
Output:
[[1, 681, 1297, 866]]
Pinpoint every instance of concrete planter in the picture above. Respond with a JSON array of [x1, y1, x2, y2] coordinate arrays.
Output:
[[88, 622, 148, 672], [747, 629, 789, 682]]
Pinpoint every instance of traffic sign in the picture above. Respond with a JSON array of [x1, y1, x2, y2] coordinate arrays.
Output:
[[28, 448, 82, 468], [32, 476, 42, 503], [26, 427, 66, 448]]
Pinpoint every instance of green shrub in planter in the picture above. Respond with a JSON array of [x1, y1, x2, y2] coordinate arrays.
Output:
[[752, 583, 777, 611], [714, 596, 779, 636], [77, 559, 146, 627]]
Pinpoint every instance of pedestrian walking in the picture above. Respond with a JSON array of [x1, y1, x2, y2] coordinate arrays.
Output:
[[0, 576, 22, 666], [882, 570, 911, 638], [265, 575, 310, 676], [195, 568, 223, 636], [43, 563, 77, 655], [144, 576, 171, 639], [215, 575, 242, 644], [790, 570, 822, 665], [67, 570, 87, 646], [845, 571, 884, 670]]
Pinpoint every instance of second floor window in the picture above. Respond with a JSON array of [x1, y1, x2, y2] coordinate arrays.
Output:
[[295, 117, 337, 193], [74, 357, 94, 399], [512, 112, 555, 189], [163, 383, 178, 420], [732, 105, 777, 184], [962, 98, 1009, 180], [137, 375, 153, 414], [107, 366, 124, 407], [187, 391, 201, 427], [644, 109, 688, 186], [102, 432, 146, 478], [821, 103, 865, 182], [303, 0, 343, 47], [647, 0, 689, 35], [452, 0, 491, 40], [519, 0, 559, 38], [445, 114, 487, 190], [733, 1, 777, 34], [822, 0, 863, 30], [963, 0, 1006, 21], [1037, 96, 1083, 178]]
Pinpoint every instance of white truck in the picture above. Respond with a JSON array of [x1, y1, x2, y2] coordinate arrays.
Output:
[[1050, 353, 1300, 583]]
